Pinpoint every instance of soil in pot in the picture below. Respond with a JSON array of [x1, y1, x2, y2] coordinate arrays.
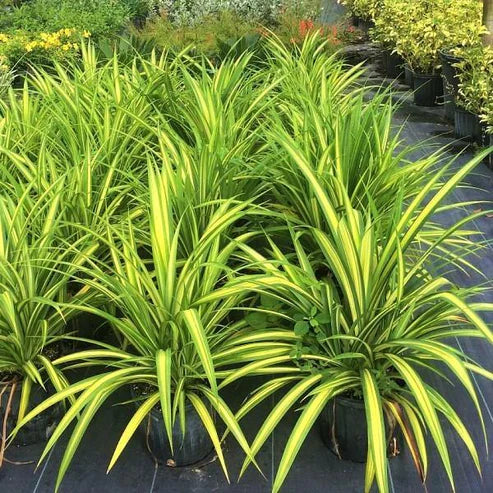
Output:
[[0, 376, 62, 447], [382, 50, 404, 79], [319, 395, 400, 463], [440, 49, 461, 121], [131, 385, 214, 466], [413, 72, 443, 107], [454, 107, 484, 144]]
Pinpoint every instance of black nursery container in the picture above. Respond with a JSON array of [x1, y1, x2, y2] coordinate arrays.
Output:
[[138, 398, 213, 466], [454, 107, 484, 144], [319, 396, 399, 463], [484, 133, 493, 170], [413, 72, 443, 107], [352, 16, 373, 34], [439, 50, 461, 120], [404, 64, 414, 88], [0, 380, 61, 446], [382, 50, 404, 79]]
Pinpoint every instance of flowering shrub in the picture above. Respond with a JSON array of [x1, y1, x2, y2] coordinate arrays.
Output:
[[0, 28, 90, 67], [137, 6, 346, 59]]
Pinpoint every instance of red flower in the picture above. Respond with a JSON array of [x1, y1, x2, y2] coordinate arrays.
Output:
[[299, 19, 314, 37]]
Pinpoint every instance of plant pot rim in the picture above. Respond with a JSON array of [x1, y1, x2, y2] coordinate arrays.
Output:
[[330, 394, 365, 408], [455, 106, 479, 117], [149, 400, 196, 417], [130, 385, 203, 415], [439, 48, 462, 61], [412, 71, 441, 78], [0, 372, 23, 386]]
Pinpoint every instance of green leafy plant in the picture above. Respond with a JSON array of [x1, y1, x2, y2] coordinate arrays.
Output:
[[0, 53, 12, 95], [0, 42, 171, 244], [0, 184, 99, 454], [341, 0, 384, 21], [454, 44, 493, 115], [238, 148, 493, 493], [4, 0, 132, 37], [11, 156, 296, 490], [371, 0, 485, 73], [258, 35, 447, 226], [134, 9, 259, 58]]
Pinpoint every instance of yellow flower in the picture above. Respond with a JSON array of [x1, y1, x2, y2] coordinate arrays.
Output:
[[24, 41, 39, 52], [82, 30, 91, 38], [0, 33, 9, 43]]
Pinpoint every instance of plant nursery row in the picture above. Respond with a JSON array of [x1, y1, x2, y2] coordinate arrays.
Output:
[[343, 0, 493, 165], [0, 1, 492, 493]]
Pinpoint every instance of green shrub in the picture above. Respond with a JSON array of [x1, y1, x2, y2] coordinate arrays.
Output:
[[454, 45, 493, 116], [239, 150, 493, 492], [136, 10, 258, 56], [370, 0, 485, 73], [156, 0, 322, 26], [2, 0, 134, 37]]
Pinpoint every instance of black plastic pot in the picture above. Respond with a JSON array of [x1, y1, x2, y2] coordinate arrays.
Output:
[[134, 392, 213, 466], [358, 18, 373, 35], [352, 16, 373, 34], [412, 72, 443, 107], [404, 64, 414, 88], [0, 379, 61, 446], [382, 50, 404, 79], [439, 50, 461, 121], [484, 133, 493, 170], [454, 107, 484, 144], [319, 396, 399, 463], [132, 15, 147, 29]]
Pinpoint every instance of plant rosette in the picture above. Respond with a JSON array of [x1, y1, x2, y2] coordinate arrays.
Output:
[[0, 190, 100, 460], [237, 149, 493, 493], [11, 165, 296, 490]]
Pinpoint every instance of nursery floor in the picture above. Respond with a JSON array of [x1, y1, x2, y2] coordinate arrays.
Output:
[[2, 7, 493, 493]]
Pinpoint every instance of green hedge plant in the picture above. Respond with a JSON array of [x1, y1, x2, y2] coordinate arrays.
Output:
[[372, 0, 485, 74]]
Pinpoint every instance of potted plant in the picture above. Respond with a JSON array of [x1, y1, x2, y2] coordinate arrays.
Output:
[[454, 45, 493, 144], [238, 149, 493, 493], [438, 1, 486, 119], [341, 0, 382, 33], [393, 0, 482, 106], [480, 100, 493, 169], [12, 165, 295, 488], [0, 187, 99, 457], [370, 0, 406, 79], [393, 2, 444, 106]]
